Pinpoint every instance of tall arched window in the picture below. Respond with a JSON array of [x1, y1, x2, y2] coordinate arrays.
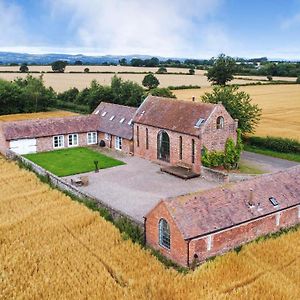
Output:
[[192, 139, 195, 164], [159, 218, 170, 249], [146, 128, 149, 150], [216, 116, 224, 129], [179, 136, 183, 160], [157, 130, 170, 162]]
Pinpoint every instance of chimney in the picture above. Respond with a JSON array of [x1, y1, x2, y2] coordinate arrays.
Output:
[[248, 188, 255, 207], [192, 96, 195, 102]]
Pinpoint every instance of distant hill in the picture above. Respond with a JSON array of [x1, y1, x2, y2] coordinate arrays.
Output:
[[0, 52, 185, 65]]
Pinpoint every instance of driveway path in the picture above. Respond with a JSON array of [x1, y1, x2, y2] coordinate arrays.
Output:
[[241, 151, 299, 173]]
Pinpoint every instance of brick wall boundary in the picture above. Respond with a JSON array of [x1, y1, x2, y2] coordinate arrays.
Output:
[[5, 150, 144, 229]]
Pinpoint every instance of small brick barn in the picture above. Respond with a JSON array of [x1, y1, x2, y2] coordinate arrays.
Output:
[[133, 96, 238, 175], [144, 165, 300, 267]]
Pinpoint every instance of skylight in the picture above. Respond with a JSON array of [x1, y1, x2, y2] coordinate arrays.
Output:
[[102, 112, 107, 117], [95, 110, 99, 115], [195, 118, 205, 128], [120, 118, 125, 123], [109, 115, 115, 121], [269, 197, 279, 207]]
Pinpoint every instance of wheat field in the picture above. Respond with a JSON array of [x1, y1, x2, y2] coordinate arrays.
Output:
[[0, 156, 299, 299], [174, 84, 300, 141], [0, 111, 77, 122]]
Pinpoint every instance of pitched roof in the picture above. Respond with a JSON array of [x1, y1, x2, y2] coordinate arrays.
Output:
[[3, 115, 100, 140], [133, 95, 217, 136], [159, 166, 300, 240], [93, 102, 137, 140]]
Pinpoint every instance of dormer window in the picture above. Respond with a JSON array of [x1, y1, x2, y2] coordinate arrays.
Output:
[[120, 118, 125, 123], [102, 112, 107, 117], [216, 116, 224, 129], [95, 110, 99, 115], [109, 115, 115, 121], [128, 119, 133, 125]]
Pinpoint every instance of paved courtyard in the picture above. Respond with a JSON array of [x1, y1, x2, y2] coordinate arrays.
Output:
[[64, 152, 218, 223]]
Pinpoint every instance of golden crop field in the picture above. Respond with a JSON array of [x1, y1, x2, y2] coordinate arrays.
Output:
[[0, 156, 299, 299], [174, 84, 300, 141], [0, 110, 78, 122]]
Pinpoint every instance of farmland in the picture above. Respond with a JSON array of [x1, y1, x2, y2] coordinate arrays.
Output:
[[0, 156, 299, 299], [0, 110, 77, 122], [174, 84, 300, 141]]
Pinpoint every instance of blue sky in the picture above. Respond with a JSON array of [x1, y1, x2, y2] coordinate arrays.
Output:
[[0, 0, 300, 59]]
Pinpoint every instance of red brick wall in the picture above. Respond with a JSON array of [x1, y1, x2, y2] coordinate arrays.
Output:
[[0, 122, 9, 154], [145, 201, 188, 266], [201, 104, 237, 152], [133, 124, 201, 174], [36, 132, 95, 152], [98, 132, 133, 154], [146, 204, 300, 267]]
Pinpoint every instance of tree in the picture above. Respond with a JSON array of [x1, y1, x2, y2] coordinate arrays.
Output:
[[142, 73, 159, 89], [51, 60, 67, 73], [189, 68, 195, 75], [156, 67, 167, 74], [119, 58, 127, 66], [202, 85, 262, 134], [19, 64, 29, 73], [57, 87, 79, 103], [147, 87, 176, 98], [296, 76, 300, 83], [130, 58, 143, 67], [74, 60, 83, 65], [84, 67, 90, 73], [206, 54, 237, 85]]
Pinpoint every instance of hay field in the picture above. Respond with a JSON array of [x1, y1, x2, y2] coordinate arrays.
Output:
[[1, 156, 299, 299], [174, 84, 300, 141], [0, 71, 264, 92], [0, 111, 77, 122]]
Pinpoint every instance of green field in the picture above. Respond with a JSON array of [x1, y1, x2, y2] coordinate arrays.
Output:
[[24, 147, 125, 177]]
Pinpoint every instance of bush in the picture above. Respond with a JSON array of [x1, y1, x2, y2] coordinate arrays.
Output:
[[244, 136, 300, 154], [114, 217, 144, 244], [296, 76, 300, 84]]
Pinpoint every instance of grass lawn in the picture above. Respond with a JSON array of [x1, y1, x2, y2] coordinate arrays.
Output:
[[24, 147, 125, 177], [238, 161, 265, 174], [244, 145, 300, 163]]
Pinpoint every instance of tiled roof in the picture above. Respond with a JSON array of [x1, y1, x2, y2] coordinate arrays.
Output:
[[161, 166, 300, 240], [3, 115, 100, 140], [93, 102, 137, 140], [133, 95, 216, 136]]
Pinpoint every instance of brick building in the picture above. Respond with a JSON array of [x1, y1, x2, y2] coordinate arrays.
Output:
[[145, 165, 300, 267], [133, 96, 237, 174]]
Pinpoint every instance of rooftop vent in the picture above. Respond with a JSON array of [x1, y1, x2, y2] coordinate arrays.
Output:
[[141, 110, 145, 116], [120, 118, 125, 123], [95, 110, 99, 115], [102, 112, 107, 117], [195, 118, 205, 128], [109, 115, 115, 121], [269, 196, 279, 207]]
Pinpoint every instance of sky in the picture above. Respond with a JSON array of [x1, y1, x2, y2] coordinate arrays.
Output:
[[0, 0, 300, 59]]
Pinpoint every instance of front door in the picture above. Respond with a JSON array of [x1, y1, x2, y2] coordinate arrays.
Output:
[[157, 131, 170, 162]]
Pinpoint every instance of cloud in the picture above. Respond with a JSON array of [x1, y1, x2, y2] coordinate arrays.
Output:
[[47, 0, 227, 57], [0, 0, 27, 46], [281, 13, 300, 30]]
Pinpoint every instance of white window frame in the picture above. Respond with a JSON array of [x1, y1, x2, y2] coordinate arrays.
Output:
[[115, 136, 122, 150], [68, 134, 79, 147], [87, 132, 97, 145], [159, 218, 171, 250], [105, 133, 111, 141], [53, 135, 64, 149]]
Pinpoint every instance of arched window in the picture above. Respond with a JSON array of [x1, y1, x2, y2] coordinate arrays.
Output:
[[157, 130, 170, 162], [159, 219, 170, 249], [146, 128, 149, 150], [216, 116, 224, 129], [192, 139, 195, 164], [179, 136, 183, 160]]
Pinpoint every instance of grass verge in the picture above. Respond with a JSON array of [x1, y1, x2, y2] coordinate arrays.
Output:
[[24, 147, 125, 177], [244, 145, 300, 163]]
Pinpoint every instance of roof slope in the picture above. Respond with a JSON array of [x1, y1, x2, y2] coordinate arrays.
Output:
[[133, 95, 216, 136], [162, 165, 300, 240], [3, 115, 100, 140], [93, 102, 137, 140]]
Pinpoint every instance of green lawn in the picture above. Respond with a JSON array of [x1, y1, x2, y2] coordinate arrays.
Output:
[[24, 147, 125, 177], [244, 145, 300, 163], [238, 161, 265, 174]]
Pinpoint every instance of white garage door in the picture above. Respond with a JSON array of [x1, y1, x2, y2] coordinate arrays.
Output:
[[10, 139, 37, 155]]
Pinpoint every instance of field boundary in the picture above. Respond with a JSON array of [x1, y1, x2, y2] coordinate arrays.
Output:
[[5, 150, 143, 229]]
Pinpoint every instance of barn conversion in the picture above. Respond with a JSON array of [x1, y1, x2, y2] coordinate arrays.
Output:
[[145, 165, 300, 267]]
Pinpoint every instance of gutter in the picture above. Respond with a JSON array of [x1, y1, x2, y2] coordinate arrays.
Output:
[[184, 202, 300, 242]]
